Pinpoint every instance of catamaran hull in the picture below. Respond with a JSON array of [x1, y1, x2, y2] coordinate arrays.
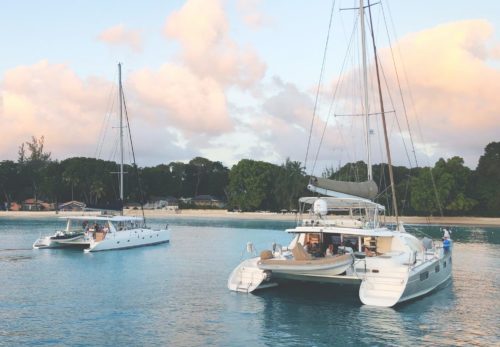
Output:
[[230, 250, 452, 308], [359, 250, 453, 307], [398, 252, 452, 304], [84, 228, 170, 252], [33, 234, 87, 249]]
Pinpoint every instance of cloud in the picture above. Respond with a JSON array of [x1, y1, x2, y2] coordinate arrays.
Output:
[[0, 60, 204, 166], [98, 24, 142, 52], [236, 0, 270, 30], [384, 20, 500, 167], [0, 61, 112, 160], [315, 19, 500, 170], [128, 64, 232, 135], [163, 0, 266, 88]]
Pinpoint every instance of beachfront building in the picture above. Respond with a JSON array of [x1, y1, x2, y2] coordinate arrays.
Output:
[[22, 198, 55, 211], [143, 196, 179, 210], [191, 195, 226, 208], [58, 201, 86, 212]]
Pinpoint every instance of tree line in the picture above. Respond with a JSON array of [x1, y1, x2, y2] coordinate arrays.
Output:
[[1, 137, 499, 216]]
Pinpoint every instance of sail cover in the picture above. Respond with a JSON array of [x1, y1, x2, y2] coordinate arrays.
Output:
[[308, 176, 378, 200]]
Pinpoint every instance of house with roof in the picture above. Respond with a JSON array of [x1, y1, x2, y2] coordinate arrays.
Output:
[[22, 198, 44, 211], [191, 195, 226, 208], [58, 200, 86, 211], [143, 196, 179, 210]]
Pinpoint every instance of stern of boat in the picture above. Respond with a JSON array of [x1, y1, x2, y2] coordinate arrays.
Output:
[[228, 257, 277, 293], [33, 236, 53, 249]]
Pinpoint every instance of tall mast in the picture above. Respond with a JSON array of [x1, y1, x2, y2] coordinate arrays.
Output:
[[367, 1, 399, 227], [118, 63, 124, 213], [359, 0, 372, 181]]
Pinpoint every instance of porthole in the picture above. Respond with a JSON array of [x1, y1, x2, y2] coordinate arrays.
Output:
[[420, 271, 429, 281]]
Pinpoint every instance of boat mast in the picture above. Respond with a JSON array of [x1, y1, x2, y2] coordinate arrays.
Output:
[[118, 63, 124, 215], [367, 1, 399, 227], [359, 0, 372, 181]]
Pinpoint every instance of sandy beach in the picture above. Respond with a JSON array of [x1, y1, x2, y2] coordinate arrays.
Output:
[[1, 209, 500, 227]]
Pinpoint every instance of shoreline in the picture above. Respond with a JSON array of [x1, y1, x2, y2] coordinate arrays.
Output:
[[1, 210, 500, 227]]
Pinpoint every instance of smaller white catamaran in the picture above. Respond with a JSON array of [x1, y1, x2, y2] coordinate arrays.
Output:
[[228, 0, 452, 307], [33, 63, 170, 252]]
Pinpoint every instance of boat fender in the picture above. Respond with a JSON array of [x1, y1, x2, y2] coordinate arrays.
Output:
[[246, 242, 255, 254]]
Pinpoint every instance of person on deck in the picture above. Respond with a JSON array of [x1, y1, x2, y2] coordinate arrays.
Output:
[[325, 244, 334, 257]]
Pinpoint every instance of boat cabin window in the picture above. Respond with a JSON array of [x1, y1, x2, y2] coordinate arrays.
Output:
[[322, 234, 360, 254], [304, 233, 322, 257]]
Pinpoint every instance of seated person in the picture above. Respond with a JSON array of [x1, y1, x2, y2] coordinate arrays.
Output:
[[310, 242, 322, 257], [303, 241, 312, 253], [325, 244, 334, 257], [363, 245, 375, 257]]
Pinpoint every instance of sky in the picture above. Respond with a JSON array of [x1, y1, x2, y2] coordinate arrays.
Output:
[[0, 0, 499, 175]]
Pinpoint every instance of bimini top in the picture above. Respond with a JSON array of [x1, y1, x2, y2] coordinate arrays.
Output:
[[299, 196, 385, 211], [59, 215, 144, 222]]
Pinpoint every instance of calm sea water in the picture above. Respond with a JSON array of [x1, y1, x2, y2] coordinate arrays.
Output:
[[0, 216, 498, 346]]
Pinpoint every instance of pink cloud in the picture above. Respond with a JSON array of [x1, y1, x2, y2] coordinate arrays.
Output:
[[128, 64, 232, 135], [316, 20, 500, 168], [0, 61, 112, 160], [164, 0, 266, 88], [386, 20, 500, 160], [236, 0, 270, 30], [98, 24, 142, 52]]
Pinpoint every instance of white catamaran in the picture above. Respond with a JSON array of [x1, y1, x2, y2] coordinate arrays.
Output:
[[33, 63, 170, 252], [228, 1, 452, 307]]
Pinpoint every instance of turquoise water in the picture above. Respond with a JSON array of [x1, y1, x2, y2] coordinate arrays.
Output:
[[0, 217, 498, 346]]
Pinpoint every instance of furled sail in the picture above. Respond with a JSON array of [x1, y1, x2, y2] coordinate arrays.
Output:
[[308, 176, 378, 200]]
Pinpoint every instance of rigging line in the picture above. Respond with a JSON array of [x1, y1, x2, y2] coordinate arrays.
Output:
[[377, 54, 413, 168], [384, 1, 444, 217], [367, 0, 399, 222], [312, 11, 358, 176], [121, 87, 146, 225], [304, 0, 337, 173], [380, 3, 418, 168], [400, 173, 412, 215], [95, 84, 116, 159]]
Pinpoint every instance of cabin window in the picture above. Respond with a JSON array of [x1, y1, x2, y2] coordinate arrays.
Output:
[[449, 258, 452, 264], [435, 264, 440, 273], [420, 271, 429, 281], [444, 261, 447, 268]]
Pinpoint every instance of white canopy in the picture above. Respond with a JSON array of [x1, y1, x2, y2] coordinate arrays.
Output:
[[59, 215, 144, 222], [299, 196, 385, 211], [286, 226, 395, 237]]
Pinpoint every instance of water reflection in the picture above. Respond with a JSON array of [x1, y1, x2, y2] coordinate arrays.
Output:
[[0, 218, 498, 346]]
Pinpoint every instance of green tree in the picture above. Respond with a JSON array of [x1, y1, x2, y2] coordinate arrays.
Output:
[[274, 158, 307, 210], [0, 160, 19, 207], [17, 136, 52, 202], [473, 142, 500, 216], [227, 159, 279, 211], [411, 157, 476, 215]]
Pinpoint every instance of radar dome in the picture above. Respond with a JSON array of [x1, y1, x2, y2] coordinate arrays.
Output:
[[313, 199, 328, 217]]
